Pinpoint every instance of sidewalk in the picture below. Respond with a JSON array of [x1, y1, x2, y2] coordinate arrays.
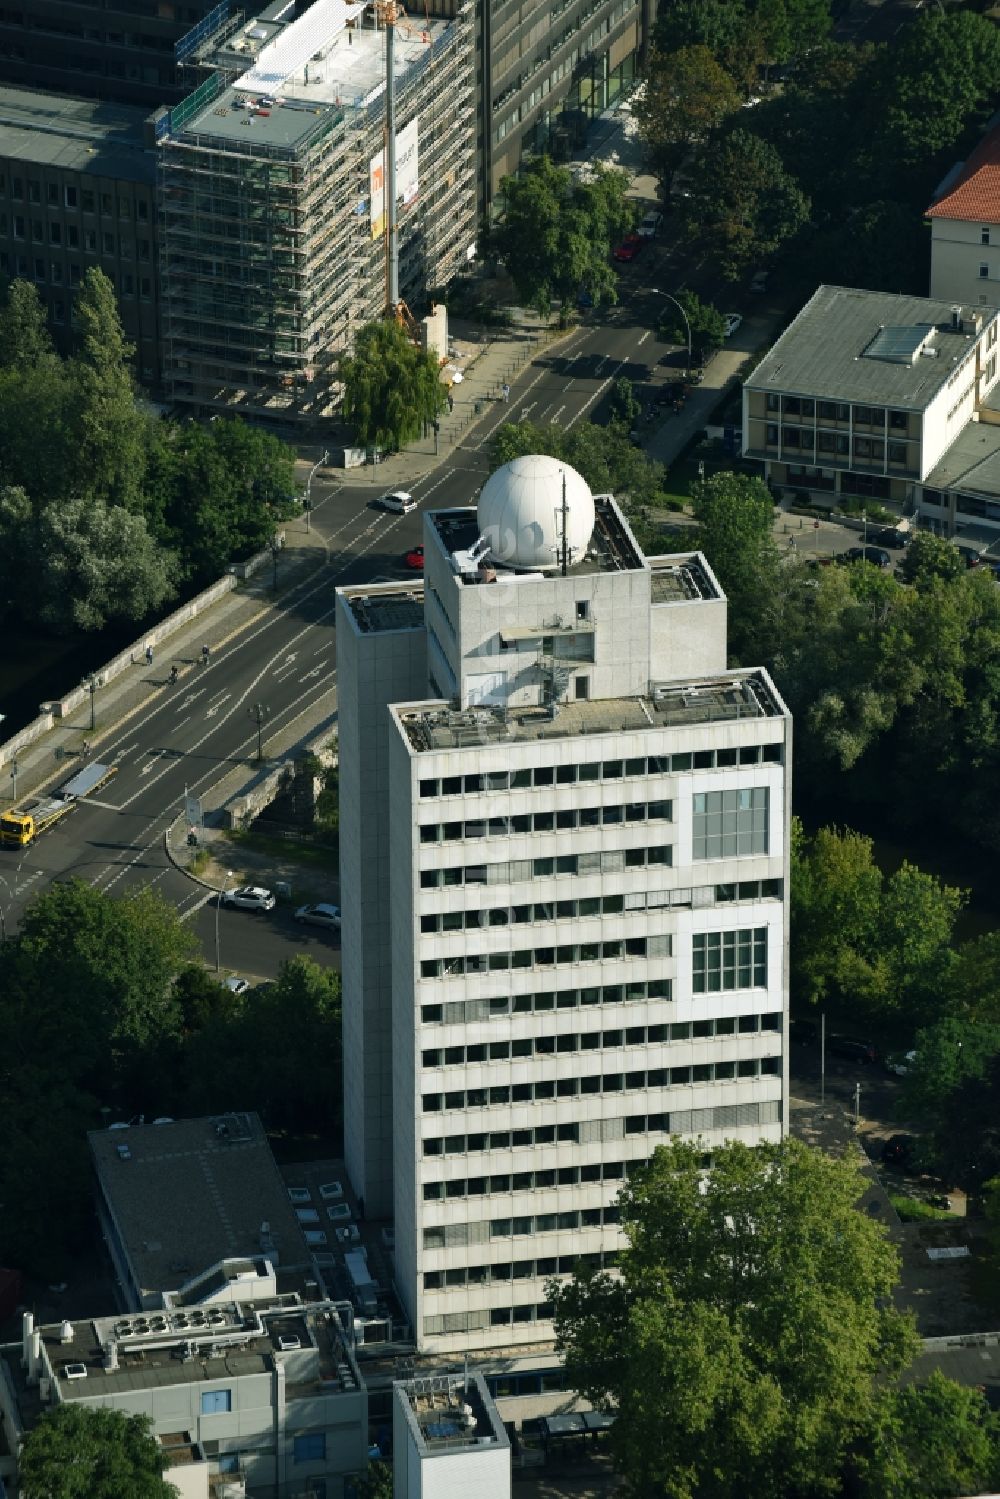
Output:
[[3, 520, 331, 811]]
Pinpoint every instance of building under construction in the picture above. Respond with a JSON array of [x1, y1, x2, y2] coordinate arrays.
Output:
[[158, 0, 476, 424]]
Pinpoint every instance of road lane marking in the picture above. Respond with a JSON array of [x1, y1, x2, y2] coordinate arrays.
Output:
[[204, 693, 232, 718], [140, 751, 167, 776], [174, 716, 190, 730], [180, 688, 206, 710]]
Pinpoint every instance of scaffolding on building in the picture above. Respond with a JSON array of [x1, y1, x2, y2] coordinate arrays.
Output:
[[157, 0, 476, 424]]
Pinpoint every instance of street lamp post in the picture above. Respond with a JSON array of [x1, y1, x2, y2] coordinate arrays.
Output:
[[304, 450, 328, 534], [215, 869, 235, 972], [650, 287, 693, 378], [270, 538, 280, 593], [83, 672, 98, 731], [247, 702, 271, 763], [9, 760, 18, 806]]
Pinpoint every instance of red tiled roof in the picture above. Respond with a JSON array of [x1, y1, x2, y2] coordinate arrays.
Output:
[[927, 121, 1000, 223]]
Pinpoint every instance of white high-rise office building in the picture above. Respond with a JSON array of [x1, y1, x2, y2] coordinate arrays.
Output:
[[337, 457, 791, 1355]]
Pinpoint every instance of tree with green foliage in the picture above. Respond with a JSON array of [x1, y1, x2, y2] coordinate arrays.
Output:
[[899, 530, 965, 585], [551, 1137, 917, 1499], [19, 1405, 175, 1499], [487, 156, 634, 317], [790, 820, 963, 1026], [681, 128, 809, 278], [145, 418, 297, 585], [689, 470, 782, 662], [491, 418, 668, 514], [637, 46, 740, 190], [68, 267, 151, 513], [807, 200, 929, 296], [855, 1372, 1000, 1499], [354, 1459, 393, 1499], [608, 376, 642, 430], [659, 290, 727, 364], [0, 487, 176, 632], [870, 11, 1000, 176], [653, 0, 767, 93], [0, 278, 57, 371], [340, 318, 446, 452]]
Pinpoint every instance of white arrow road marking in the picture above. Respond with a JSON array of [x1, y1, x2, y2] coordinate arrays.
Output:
[[140, 751, 167, 776], [204, 693, 231, 718], [180, 688, 206, 710], [272, 655, 297, 675], [117, 741, 139, 758]]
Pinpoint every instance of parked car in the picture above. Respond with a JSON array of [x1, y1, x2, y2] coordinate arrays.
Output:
[[722, 313, 742, 337], [750, 270, 769, 293], [404, 545, 424, 571], [224, 976, 250, 994], [842, 545, 892, 569], [637, 210, 663, 239], [882, 1133, 917, 1169], [828, 1035, 878, 1063], [222, 885, 276, 912], [883, 1048, 917, 1076], [613, 233, 645, 263], [870, 526, 910, 550], [294, 902, 342, 929], [375, 489, 416, 514]]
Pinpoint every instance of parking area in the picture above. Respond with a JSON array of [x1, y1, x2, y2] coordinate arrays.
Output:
[[789, 1036, 993, 1336]]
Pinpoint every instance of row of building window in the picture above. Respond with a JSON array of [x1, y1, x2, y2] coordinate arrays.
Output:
[[418, 798, 673, 843], [425, 1248, 621, 1293], [764, 395, 909, 428], [419, 844, 672, 888], [692, 788, 768, 860], [0, 253, 154, 303], [421, 888, 683, 934], [0, 177, 149, 220], [422, 1052, 781, 1112], [2, 217, 150, 258], [420, 932, 672, 979], [421, 1105, 753, 1157], [417, 744, 779, 798], [421, 1103, 780, 1249], [420, 977, 673, 1024], [421, 1012, 779, 1069], [423, 1302, 553, 1336], [765, 428, 910, 465]]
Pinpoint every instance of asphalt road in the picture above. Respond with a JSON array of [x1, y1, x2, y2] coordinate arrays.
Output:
[[0, 236, 698, 977]]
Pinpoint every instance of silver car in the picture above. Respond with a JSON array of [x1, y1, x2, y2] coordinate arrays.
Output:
[[376, 489, 416, 514], [294, 902, 342, 929], [222, 885, 276, 912]]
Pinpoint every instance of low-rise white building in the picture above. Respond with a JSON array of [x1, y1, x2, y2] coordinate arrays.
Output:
[[392, 1372, 510, 1499], [337, 457, 792, 1358]]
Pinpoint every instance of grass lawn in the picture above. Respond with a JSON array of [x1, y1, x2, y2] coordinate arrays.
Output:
[[662, 450, 758, 509], [224, 827, 339, 871], [889, 1193, 954, 1223]]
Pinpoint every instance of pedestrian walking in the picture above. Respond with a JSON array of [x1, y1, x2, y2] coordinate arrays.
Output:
[[447, 394, 454, 413], [169, 664, 179, 685], [202, 643, 211, 666], [145, 644, 154, 666], [501, 382, 510, 403]]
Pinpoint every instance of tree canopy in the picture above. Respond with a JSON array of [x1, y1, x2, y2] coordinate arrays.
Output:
[[552, 1137, 918, 1499], [690, 470, 783, 662], [680, 128, 810, 278], [0, 275, 299, 633], [491, 417, 669, 515], [637, 45, 740, 189], [18, 1404, 175, 1499], [487, 156, 634, 316], [340, 318, 447, 452]]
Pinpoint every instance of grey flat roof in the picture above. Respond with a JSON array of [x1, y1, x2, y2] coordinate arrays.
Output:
[[176, 14, 450, 150], [648, 555, 719, 603], [0, 88, 155, 185], [343, 582, 425, 634], [925, 420, 1000, 499], [397, 670, 788, 753], [89, 1114, 308, 1296], [747, 285, 994, 410]]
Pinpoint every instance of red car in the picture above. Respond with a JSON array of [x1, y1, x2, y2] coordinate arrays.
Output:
[[404, 546, 424, 571], [613, 234, 645, 263]]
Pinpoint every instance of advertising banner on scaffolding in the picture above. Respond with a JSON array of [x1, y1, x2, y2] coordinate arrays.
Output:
[[370, 116, 419, 240]]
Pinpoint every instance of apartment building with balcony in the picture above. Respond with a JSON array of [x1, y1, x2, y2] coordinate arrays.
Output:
[[337, 455, 791, 1357], [742, 285, 1000, 534]]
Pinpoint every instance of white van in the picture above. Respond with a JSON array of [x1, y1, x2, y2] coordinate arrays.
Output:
[[376, 490, 416, 514]]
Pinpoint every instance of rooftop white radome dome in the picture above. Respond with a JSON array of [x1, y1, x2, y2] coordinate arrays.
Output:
[[477, 455, 595, 571]]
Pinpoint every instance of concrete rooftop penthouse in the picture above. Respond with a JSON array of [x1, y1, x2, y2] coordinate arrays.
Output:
[[0, 87, 155, 183], [89, 1113, 308, 1306], [749, 284, 993, 408], [396, 671, 785, 753], [179, 6, 452, 150]]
